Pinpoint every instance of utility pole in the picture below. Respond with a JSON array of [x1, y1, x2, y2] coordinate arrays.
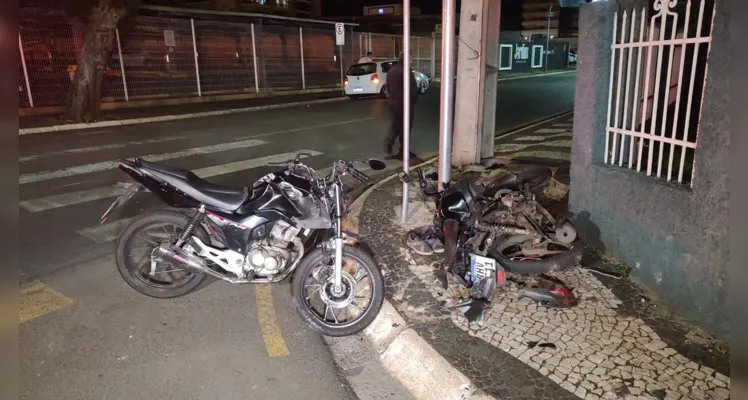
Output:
[[545, 4, 553, 74]]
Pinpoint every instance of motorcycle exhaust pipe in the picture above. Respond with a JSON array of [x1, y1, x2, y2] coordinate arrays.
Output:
[[154, 244, 250, 284]]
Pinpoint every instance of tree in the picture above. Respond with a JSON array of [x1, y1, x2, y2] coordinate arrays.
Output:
[[64, 0, 140, 122]]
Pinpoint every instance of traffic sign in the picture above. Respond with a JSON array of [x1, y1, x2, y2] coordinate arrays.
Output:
[[335, 23, 345, 46]]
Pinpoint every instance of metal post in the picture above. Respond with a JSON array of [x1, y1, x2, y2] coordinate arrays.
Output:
[[19, 33, 34, 108], [299, 27, 306, 90], [251, 23, 260, 93], [438, 0, 457, 190], [115, 28, 129, 101], [430, 32, 436, 78], [190, 19, 202, 96], [401, 0, 411, 224], [368, 33, 372, 54], [339, 45, 344, 95], [545, 5, 552, 73], [416, 37, 420, 72]]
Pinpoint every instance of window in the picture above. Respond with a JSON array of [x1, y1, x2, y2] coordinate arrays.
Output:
[[381, 61, 396, 73], [346, 63, 377, 76]]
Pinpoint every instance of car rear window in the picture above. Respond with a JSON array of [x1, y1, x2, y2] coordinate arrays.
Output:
[[346, 63, 377, 76]]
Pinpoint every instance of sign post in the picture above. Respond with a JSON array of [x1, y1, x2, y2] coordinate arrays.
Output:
[[401, 0, 411, 224], [335, 23, 345, 94]]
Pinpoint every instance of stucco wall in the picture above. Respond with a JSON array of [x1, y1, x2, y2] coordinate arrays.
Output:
[[569, 0, 729, 339]]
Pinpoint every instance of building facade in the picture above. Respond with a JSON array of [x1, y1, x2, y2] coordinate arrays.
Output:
[[153, 0, 322, 18], [522, 0, 559, 39]]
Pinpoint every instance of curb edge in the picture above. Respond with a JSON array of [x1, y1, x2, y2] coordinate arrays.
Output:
[[329, 111, 575, 400]]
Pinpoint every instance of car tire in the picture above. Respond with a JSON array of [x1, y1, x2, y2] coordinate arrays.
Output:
[[418, 81, 427, 94], [380, 85, 389, 99]]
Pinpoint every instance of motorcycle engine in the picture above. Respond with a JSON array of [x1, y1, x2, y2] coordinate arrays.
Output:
[[245, 221, 301, 276]]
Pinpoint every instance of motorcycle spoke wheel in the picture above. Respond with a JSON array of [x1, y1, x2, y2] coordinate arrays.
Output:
[[302, 257, 373, 327], [125, 221, 195, 288]]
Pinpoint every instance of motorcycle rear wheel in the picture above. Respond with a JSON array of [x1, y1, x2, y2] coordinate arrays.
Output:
[[292, 244, 384, 337], [115, 210, 210, 299]]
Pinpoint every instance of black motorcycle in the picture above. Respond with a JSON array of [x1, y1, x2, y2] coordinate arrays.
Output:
[[102, 153, 387, 337], [413, 166, 582, 307]]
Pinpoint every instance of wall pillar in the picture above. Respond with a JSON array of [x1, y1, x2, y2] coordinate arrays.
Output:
[[451, 0, 501, 166]]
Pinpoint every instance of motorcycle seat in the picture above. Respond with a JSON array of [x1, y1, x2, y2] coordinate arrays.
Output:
[[484, 166, 553, 196], [137, 159, 249, 211]]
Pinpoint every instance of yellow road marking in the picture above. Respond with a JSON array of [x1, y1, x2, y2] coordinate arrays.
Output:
[[19, 280, 74, 324], [255, 285, 290, 357]]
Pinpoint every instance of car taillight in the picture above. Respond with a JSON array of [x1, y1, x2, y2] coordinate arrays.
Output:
[[371, 74, 379, 84], [344, 77, 349, 85]]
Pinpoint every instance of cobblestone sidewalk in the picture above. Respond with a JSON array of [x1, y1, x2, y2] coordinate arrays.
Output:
[[356, 117, 730, 400]]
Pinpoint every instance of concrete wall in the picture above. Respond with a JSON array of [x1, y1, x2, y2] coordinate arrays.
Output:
[[569, 0, 729, 339]]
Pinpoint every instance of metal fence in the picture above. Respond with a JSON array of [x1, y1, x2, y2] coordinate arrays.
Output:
[[18, 7, 364, 109], [354, 32, 437, 77], [603, 0, 713, 186]]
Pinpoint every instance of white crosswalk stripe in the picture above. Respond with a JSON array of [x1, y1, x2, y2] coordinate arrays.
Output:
[[21, 150, 324, 213], [21, 124, 403, 247], [534, 128, 570, 134], [20, 134, 208, 163], [20, 138, 269, 184]]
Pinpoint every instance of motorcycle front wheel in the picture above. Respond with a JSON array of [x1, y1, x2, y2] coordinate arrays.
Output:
[[292, 244, 384, 337]]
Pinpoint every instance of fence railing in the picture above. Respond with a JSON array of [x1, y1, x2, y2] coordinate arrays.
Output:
[[19, 7, 574, 111], [18, 7, 367, 109], [603, 0, 713, 186]]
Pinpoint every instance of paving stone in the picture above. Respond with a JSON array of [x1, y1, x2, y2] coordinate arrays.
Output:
[[689, 369, 709, 381], [575, 386, 588, 398], [589, 354, 604, 364], [357, 176, 730, 400]]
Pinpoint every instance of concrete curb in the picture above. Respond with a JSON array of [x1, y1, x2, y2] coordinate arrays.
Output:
[[330, 111, 576, 400], [332, 156, 494, 400], [18, 96, 348, 135], [432, 69, 576, 83]]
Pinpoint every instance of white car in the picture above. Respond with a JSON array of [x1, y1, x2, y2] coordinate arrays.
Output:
[[344, 60, 430, 99]]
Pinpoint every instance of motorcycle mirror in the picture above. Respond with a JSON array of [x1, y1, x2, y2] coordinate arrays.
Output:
[[366, 159, 386, 171]]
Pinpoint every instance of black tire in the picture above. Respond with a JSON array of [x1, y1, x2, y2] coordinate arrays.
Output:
[[115, 210, 210, 299], [380, 85, 389, 99], [418, 81, 428, 94], [490, 238, 584, 275], [292, 244, 384, 337]]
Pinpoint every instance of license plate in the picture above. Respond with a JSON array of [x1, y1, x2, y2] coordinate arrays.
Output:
[[353, 87, 364, 92], [470, 254, 497, 282], [100, 182, 143, 224]]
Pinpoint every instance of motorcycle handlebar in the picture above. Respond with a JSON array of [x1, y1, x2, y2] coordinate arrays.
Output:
[[347, 165, 370, 183]]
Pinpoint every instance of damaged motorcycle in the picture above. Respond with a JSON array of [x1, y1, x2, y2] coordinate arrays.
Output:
[[102, 153, 386, 337], [409, 166, 583, 322]]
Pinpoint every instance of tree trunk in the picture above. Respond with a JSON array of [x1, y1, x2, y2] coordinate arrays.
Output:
[[64, 2, 131, 122]]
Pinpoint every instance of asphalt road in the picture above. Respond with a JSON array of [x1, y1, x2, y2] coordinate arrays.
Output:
[[19, 71, 576, 400]]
